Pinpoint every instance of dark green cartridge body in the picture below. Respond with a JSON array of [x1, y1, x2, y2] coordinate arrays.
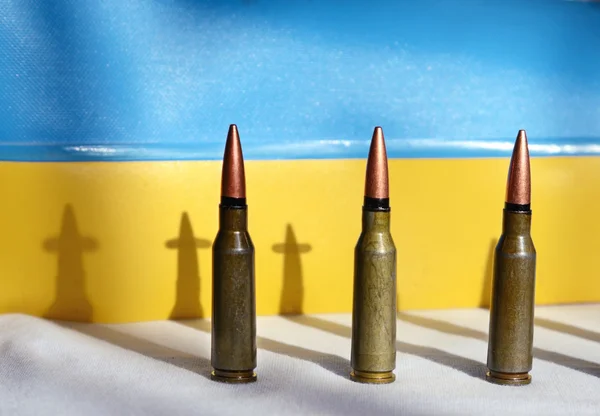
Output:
[[211, 202, 257, 383], [487, 208, 536, 386]]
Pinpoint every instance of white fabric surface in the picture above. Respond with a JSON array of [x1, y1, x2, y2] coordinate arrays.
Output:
[[1, 305, 599, 416]]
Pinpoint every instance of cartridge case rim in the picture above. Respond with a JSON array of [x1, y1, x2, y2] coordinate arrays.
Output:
[[350, 370, 395, 384], [485, 370, 531, 386], [211, 369, 257, 384]]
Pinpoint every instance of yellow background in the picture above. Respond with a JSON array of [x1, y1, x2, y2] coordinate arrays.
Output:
[[1, 157, 598, 323]]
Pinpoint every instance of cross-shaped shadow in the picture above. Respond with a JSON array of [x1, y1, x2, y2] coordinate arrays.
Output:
[[44, 204, 98, 322], [166, 212, 211, 319], [272, 224, 311, 316]]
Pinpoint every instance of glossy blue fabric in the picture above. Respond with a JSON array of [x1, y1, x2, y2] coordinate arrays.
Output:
[[1, 0, 599, 161]]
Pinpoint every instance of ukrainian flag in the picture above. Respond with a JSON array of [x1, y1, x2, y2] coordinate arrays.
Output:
[[1, 0, 599, 322]]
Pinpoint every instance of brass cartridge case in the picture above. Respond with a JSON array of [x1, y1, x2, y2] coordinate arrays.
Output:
[[487, 209, 536, 386], [211, 204, 257, 383], [351, 209, 397, 384]]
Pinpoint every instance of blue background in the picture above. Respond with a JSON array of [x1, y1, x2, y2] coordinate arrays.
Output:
[[1, 0, 599, 161]]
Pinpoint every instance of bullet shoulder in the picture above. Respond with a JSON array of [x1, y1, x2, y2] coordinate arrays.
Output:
[[355, 231, 396, 254], [213, 230, 255, 250], [496, 235, 536, 255]]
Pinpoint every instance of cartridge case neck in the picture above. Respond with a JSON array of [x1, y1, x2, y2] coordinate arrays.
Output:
[[219, 206, 248, 230], [362, 209, 390, 231], [502, 210, 532, 235]]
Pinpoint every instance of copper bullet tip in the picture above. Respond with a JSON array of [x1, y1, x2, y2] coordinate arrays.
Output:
[[364, 126, 389, 199], [505, 130, 531, 206], [221, 124, 246, 199]]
